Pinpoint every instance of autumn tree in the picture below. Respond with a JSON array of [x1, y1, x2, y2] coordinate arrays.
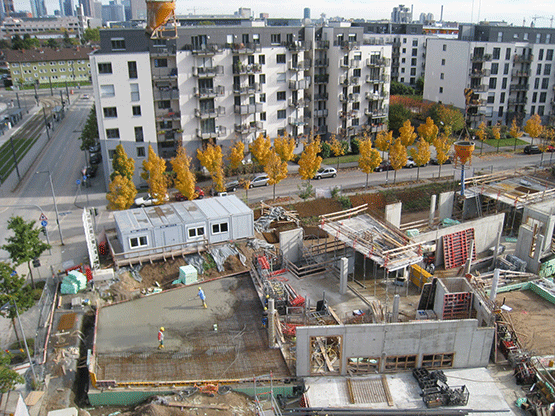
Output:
[[106, 175, 137, 210], [264, 149, 288, 200], [171, 146, 197, 201], [197, 143, 224, 193], [476, 122, 487, 155], [110, 143, 135, 181], [227, 141, 245, 176], [417, 117, 439, 144], [2, 217, 50, 289], [524, 114, 544, 147], [410, 137, 431, 181], [273, 133, 296, 162], [389, 138, 407, 184], [142, 145, 169, 204], [492, 124, 501, 153], [329, 134, 346, 170], [358, 135, 382, 189], [509, 118, 524, 151], [249, 133, 272, 168], [435, 104, 465, 136], [399, 119, 417, 147], [434, 134, 452, 178], [375, 130, 393, 157], [298, 137, 322, 181]]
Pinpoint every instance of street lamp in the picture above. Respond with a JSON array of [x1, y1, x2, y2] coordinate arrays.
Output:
[[36, 170, 64, 245]]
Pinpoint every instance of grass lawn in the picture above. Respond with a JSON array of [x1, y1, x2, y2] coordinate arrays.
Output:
[[481, 138, 528, 148], [321, 154, 360, 165]]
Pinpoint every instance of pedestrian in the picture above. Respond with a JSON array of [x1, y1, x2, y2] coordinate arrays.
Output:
[[158, 327, 165, 349], [261, 307, 268, 328], [198, 286, 207, 308]]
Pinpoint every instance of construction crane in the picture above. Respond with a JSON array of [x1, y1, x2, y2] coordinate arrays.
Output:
[[531, 15, 554, 28]]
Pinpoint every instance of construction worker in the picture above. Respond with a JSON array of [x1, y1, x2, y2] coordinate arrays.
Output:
[[158, 327, 165, 349], [198, 286, 207, 308], [262, 307, 268, 328]]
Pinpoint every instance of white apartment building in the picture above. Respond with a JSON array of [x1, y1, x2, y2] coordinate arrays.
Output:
[[91, 25, 391, 188]]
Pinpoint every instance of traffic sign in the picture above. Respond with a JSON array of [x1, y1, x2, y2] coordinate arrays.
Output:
[[41, 220, 48, 227], [39, 213, 47, 221], [76, 179, 81, 185]]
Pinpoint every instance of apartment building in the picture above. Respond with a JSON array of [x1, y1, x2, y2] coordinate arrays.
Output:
[[91, 25, 391, 188], [424, 24, 555, 127], [0, 16, 83, 39]]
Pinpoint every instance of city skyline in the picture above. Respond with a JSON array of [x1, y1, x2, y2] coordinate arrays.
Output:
[[10, 0, 555, 27]]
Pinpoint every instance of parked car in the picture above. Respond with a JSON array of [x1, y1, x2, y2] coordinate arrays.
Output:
[[83, 165, 98, 178], [81, 94, 90, 99], [430, 156, 452, 165], [225, 180, 240, 192], [89, 143, 100, 153], [375, 160, 393, 172], [174, 186, 204, 201], [524, 145, 542, 154], [249, 174, 269, 188], [546, 145, 555, 153], [134, 193, 169, 207], [404, 157, 417, 168], [313, 166, 337, 179], [89, 152, 102, 165]]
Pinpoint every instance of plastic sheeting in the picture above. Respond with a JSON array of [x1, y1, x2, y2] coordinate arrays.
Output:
[[209, 244, 246, 272], [254, 206, 285, 233]]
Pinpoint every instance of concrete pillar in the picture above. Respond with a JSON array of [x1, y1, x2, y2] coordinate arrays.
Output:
[[490, 268, 500, 301], [438, 191, 454, 221], [429, 194, 437, 226], [464, 239, 475, 275], [385, 202, 402, 228], [392, 294, 400, 322], [493, 223, 502, 268], [268, 298, 277, 349], [339, 257, 348, 295]]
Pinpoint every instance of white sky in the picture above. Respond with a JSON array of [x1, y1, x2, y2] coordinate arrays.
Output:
[[14, 0, 555, 28]]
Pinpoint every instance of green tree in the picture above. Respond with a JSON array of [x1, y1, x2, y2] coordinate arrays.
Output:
[[2, 217, 50, 289], [388, 103, 412, 133], [46, 38, 59, 49], [22, 34, 39, 49], [106, 175, 137, 210], [171, 146, 197, 200], [11, 35, 24, 50], [264, 149, 288, 200], [358, 135, 382, 189], [79, 106, 98, 151], [83, 28, 100, 43], [390, 81, 416, 95], [298, 137, 322, 181], [0, 350, 24, 392], [62, 31, 72, 47], [437, 104, 465, 135], [110, 144, 135, 181], [142, 145, 169, 204], [415, 77, 424, 95]]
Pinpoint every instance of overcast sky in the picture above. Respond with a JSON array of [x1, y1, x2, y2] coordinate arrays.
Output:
[[14, 0, 555, 28]]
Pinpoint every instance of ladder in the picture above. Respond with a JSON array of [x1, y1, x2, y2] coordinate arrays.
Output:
[[82, 208, 100, 270]]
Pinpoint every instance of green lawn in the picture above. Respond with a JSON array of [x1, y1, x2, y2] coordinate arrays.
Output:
[[321, 154, 360, 165], [0, 136, 39, 183], [481, 138, 528, 148]]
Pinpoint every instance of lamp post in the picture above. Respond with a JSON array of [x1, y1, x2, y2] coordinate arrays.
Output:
[[36, 170, 64, 245]]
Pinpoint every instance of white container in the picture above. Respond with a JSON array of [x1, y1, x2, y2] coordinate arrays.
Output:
[[179, 265, 198, 285]]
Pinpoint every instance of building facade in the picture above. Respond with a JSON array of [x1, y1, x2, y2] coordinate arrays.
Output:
[[0, 16, 83, 39], [91, 24, 391, 188]]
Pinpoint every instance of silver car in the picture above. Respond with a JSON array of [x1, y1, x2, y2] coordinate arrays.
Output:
[[249, 174, 269, 188], [313, 166, 337, 179]]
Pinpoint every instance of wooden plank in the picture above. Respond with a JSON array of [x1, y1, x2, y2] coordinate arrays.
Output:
[[328, 306, 343, 325], [346, 378, 355, 404], [316, 338, 335, 372], [24, 391, 44, 406], [381, 375, 394, 407], [166, 403, 230, 410]]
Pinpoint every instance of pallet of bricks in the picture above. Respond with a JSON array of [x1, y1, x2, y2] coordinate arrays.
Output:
[[412, 368, 469, 408]]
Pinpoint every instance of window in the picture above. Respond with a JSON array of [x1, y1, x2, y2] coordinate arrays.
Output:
[[547, 50, 554, 60], [498, 107, 503, 117], [440, 73, 444, 79], [347, 357, 380, 374], [111, 38, 125, 50], [505, 48, 511, 60], [130, 83, 140, 101], [487, 94, 495, 104], [188, 226, 205, 238], [531, 105, 536, 114], [501, 78, 507, 89], [411, 58, 417, 66], [259, 93, 266, 102], [542, 78, 549, 89], [253, 33, 260, 44], [277, 109, 286, 119], [154, 58, 167, 67], [277, 128, 286, 136], [441, 58, 445, 65], [276, 72, 286, 83], [491, 63, 499, 75], [539, 49, 544, 60], [103, 107, 117, 118], [439, 86, 443, 93], [129, 236, 148, 248], [544, 64, 551, 75], [422, 353, 454, 368], [532, 92, 538, 103], [98, 63, 112, 74], [411, 48, 417, 56], [403, 38, 407, 43], [270, 34, 281, 44], [128, 61, 137, 78], [442, 44, 447, 51], [100, 84, 115, 97], [488, 77, 497, 89], [137, 147, 145, 157], [106, 128, 120, 139], [540, 92, 547, 103], [500, 92, 505, 103], [401, 58, 406, 63], [132, 105, 141, 116], [534, 78, 540, 89], [277, 91, 286, 100], [260, 112, 266, 121], [410, 68, 416, 76], [492, 47, 500, 59], [260, 74, 266, 84], [158, 100, 171, 109], [504, 63, 509, 75], [536, 64, 542, 75], [259, 55, 265, 65], [212, 222, 228, 234], [402, 48, 406, 53], [385, 355, 417, 372], [412, 39, 418, 46], [523, 33, 529, 41], [276, 54, 286, 64], [135, 126, 144, 142]]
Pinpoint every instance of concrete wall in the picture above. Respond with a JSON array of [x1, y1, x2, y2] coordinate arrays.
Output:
[[411, 213, 505, 267], [515, 225, 545, 274], [296, 319, 494, 377], [385, 202, 402, 228], [279, 228, 303, 263], [438, 191, 454, 221]]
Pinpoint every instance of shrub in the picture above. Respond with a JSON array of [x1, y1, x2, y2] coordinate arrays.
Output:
[[335, 194, 352, 209], [350, 137, 360, 154], [320, 142, 331, 159], [298, 182, 314, 200]]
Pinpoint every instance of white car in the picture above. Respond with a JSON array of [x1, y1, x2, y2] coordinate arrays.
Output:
[[134, 193, 169, 207], [313, 166, 337, 179], [249, 174, 269, 188]]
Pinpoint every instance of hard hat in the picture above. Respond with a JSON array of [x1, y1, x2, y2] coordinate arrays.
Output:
[[264, 307, 267, 311], [266, 294, 270, 299], [160, 327, 165, 331], [198, 286, 202, 290]]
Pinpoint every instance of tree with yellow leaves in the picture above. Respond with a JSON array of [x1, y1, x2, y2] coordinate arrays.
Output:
[[110, 143, 135, 181], [389, 138, 407, 184], [249, 133, 272, 168], [298, 136, 322, 181], [228, 141, 245, 174], [410, 137, 431, 182], [509, 118, 523, 151], [492, 124, 501, 153], [329, 134, 346, 170], [399, 119, 417, 147], [417, 117, 439, 144], [141, 145, 168, 205], [375, 130, 393, 158], [524, 114, 544, 147], [197, 143, 224, 193], [264, 149, 288, 200], [273, 133, 296, 162], [433, 134, 452, 178], [171, 146, 197, 201], [106, 175, 137, 210], [476, 122, 487, 155], [358, 135, 382, 189]]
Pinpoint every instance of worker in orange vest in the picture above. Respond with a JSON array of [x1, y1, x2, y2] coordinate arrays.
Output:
[[158, 327, 165, 349]]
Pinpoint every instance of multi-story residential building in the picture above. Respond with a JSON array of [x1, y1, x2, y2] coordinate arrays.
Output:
[[3, 47, 94, 86], [0, 16, 84, 39], [424, 24, 555, 127], [90, 24, 391, 188]]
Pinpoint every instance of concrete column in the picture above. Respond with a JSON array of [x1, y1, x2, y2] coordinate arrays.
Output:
[[493, 223, 502, 267], [490, 268, 500, 301], [392, 294, 400, 322], [339, 257, 348, 295], [429, 194, 437, 226], [268, 298, 277, 349]]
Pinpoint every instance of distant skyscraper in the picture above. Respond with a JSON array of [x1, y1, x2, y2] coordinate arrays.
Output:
[[31, 0, 47, 17], [391, 4, 411, 23], [59, 0, 74, 15], [304, 8, 310, 20], [3, 0, 14, 16], [129, 0, 146, 19]]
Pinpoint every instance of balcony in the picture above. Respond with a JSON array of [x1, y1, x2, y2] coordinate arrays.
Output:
[[471, 54, 492, 62], [235, 121, 262, 133], [289, 97, 310, 107], [512, 69, 530, 77], [194, 106, 225, 118], [191, 44, 221, 55], [152, 67, 177, 80], [231, 42, 261, 54], [314, 125, 328, 135], [365, 74, 387, 83], [509, 84, 529, 91], [193, 86, 225, 98], [508, 97, 527, 105], [472, 84, 489, 92], [350, 59, 361, 68], [314, 109, 328, 117], [315, 40, 329, 49], [288, 60, 311, 71], [289, 79, 311, 90], [366, 57, 390, 67], [156, 110, 180, 121], [365, 91, 385, 101], [365, 108, 388, 118], [234, 103, 263, 115], [286, 41, 311, 51], [467, 112, 486, 121], [513, 54, 534, 63], [150, 46, 176, 56], [153, 88, 178, 101], [314, 92, 328, 100], [314, 74, 329, 83], [233, 83, 261, 95], [314, 58, 329, 67], [334, 40, 360, 50], [467, 98, 486, 107], [192, 65, 224, 77], [196, 126, 226, 139], [469, 69, 490, 77], [289, 116, 308, 126], [233, 62, 262, 75], [157, 129, 181, 142]]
